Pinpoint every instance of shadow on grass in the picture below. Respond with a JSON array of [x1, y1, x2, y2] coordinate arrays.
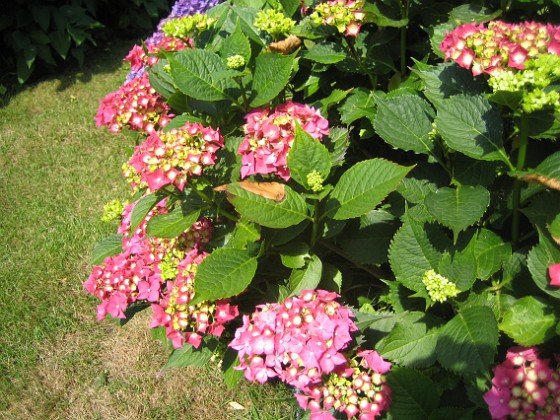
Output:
[[0, 36, 144, 109]]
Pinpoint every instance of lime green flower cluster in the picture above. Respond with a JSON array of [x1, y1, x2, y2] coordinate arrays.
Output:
[[254, 9, 295, 37], [160, 246, 186, 281], [163, 13, 216, 39], [422, 269, 460, 303], [101, 199, 125, 222], [307, 170, 325, 192], [310, 0, 365, 37], [488, 53, 560, 113], [226, 54, 245, 69]]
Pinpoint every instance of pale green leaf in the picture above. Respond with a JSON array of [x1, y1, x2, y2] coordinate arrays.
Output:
[[500, 296, 557, 346], [146, 207, 201, 238], [192, 248, 258, 304]]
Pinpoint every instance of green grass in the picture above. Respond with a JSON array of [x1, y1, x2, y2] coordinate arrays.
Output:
[[0, 40, 298, 418]]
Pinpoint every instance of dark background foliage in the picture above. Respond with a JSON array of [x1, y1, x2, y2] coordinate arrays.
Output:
[[0, 0, 172, 86]]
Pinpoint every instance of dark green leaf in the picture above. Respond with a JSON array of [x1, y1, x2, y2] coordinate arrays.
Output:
[[250, 52, 294, 107], [527, 230, 560, 299], [91, 235, 123, 265], [129, 193, 163, 236], [161, 337, 218, 370], [304, 42, 347, 64], [473, 229, 511, 280], [388, 367, 440, 418], [500, 296, 557, 346], [339, 88, 377, 125], [287, 124, 331, 189]]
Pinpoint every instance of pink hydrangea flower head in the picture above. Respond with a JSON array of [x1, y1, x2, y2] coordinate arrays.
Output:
[[238, 102, 329, 180], [127, 122, 224, 192], [484, 346, 560, 419], [95, 74, 173, 134], [549, 263, 560, 286], [440, 20, 560, 76]]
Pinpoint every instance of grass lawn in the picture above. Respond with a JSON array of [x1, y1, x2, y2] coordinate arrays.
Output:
[[0, 40, 297, 419]]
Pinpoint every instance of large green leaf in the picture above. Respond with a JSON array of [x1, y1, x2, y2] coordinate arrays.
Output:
[[129, 193, 163, 236], [500, 296, 557, 346], [304, 42, 347, 64], [373, 93, 436, 155], [287, 254, 322, 297], [376, 320, 439, 368], [221, 20, 252, 64], [473, 229, 511, 280], [161, 337, 218, 370], [387, 367, 440, 419], [192, 248, 258, 304], [425, 185, 490, 241], [226, 182, 309, 228], [170, 49, 237, 101], [90, 235, 123, 265], [325, 159, 412, 220], [414, 62, 486, 109], [438, 243, 477, 292], [250, 52, 294, 107], [436, 95, 509, 164], [389, 216, 450, 294], [339, 88, 377, 125], [436, 305, 499, 375], [527, 230, 560, 299], [146, 207, 201, 238], [287, 124, 331, 190]]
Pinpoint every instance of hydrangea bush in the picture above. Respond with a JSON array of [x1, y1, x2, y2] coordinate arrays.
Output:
[[88, 0, 560, 417]]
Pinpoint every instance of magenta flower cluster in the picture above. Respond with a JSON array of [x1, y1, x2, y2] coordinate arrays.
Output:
[[296, 349, 392, 420], [229, 290, 392, 418], [151, 248, 239, 348], [238, 101, 329, 180], [440, 20, 560, 76], [95, 74, 172, 134], [483, 346, 560, 419], [124, 36, 191, 72], [83, 196, 236, 348], [127, 121, 224, 192]]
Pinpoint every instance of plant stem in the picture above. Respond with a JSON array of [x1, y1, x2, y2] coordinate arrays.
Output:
[[511, 112, 529, 245], [400, 0, 409, 76], [310, 200, 320, 247]]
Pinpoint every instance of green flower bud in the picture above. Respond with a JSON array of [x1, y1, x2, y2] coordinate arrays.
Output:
[[101, 200, 125, 222], [307, 170, 325, 192], [226, 54, 245, 69], [422, 269, 460, 303], [254, 9, 295, 37], [163, 13, 216, 39]]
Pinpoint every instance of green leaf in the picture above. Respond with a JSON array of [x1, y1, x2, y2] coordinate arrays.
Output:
[[512, 150, 560, 191], [436, 95, 508, 164], [438, 243, 477, 292], [323, 126, 349, 166], [221, 20, 252, 64], [227, 218, 261, 249], [425, 185, 490, 241], [227, 6, 266, 46], [339, 88, 377, 125], [221, 348, 244, 390], [146, 207, 201, 238], [280, 0, 300, 16], [161, 337, 218, 370], [377, 320, 439, 368], [414, 62, 486, 109], [279, 242, 310, 269], [227, 183, 309, 228], [287, 124, 331, 189], [325, 159, 413, 220], [473, 229, 511, 280], [192, 248, 258, 305], [452, 155, 500, 188], [49, 31, 71, 59], [129, 193, 163, 236], [500, 296, 557, 346], [32, 5, 51, 32], [287, 254, 322, 297], [389, 216, 450, 294], [387, 367, 440, 419], [449, 4, 502, 23], [304, 42, 347, 64], [373, 92, 436, 155], [90, 234, 123, 265], [338, 210, 398, 265], [550, 214, 560, 244], [250, 52, 294, 107], [527, 230, 560, 299], [170, 49, 237, 102], [436, 305, 499, 375]]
